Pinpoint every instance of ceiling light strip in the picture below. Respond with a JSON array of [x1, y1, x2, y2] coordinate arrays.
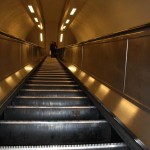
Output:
[[70, 8, 77, 15], [28, 5, 35, 13]]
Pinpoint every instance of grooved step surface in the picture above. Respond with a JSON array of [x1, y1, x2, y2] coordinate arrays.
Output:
[[0, 143, 129, 150], [18, 89, 86, 97], [23, 84, 81, 90], [4, 106, 102, 120], [0, 120, 111, 146], [13, 97, 92, 106]]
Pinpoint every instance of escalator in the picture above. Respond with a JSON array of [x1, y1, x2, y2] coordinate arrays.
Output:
[[0, 57, 129, 149]]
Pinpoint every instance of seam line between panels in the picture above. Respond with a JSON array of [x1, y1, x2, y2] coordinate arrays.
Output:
[[123, 39, 129, 93]]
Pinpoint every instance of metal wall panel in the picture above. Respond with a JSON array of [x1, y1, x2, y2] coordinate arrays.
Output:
[[21, 44, 32, 66], [125, 36, 150, 108], [63, 47, 72, 63], [71, 46, 82, 68], [0, 38, 20, 80], [82, 40, 127, 92]]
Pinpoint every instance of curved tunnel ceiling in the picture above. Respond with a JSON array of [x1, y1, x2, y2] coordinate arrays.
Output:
[[1, 0, 150, 47], [0, 0, 34, 40], [69, 0, 150, 43]]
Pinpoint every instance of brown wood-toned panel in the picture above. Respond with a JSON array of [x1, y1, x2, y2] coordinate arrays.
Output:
[[0, 39, 20, 80], [21, 44, 32, 65], [63, 47, 72, 63], [82, 40, 127, 92], [71, 46, 82, 68], [125, 36, 150, 108]]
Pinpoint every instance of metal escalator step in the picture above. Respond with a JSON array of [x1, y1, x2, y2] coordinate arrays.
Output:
[[29, 77, 73, 81], [32, 74, 70, 78], [4, 106, 102, 120], [26, 80, 76, 85], [36, 71, 67, 73], [0, 143, 129, 150], [23, 84, 81, 90], [34, 71, 69, 75], [0, 120, 111, 146], [18, 89, 86, 97], [13, 97, 93, 106]]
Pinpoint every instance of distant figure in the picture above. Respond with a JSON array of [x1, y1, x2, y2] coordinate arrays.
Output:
[[50, 41, 57, 57]]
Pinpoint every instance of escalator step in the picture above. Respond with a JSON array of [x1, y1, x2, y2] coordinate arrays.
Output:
[[13, 97, 93, 106], [0, 143, 129, 150], [4, 106, 102, 120], [18, 89, 86, 97], [0, 120, 111, 146], [29, 77, 73, 81], [26, 80, 76, 85], [23, 84, 81, 90], [32, 75, 71, 77]]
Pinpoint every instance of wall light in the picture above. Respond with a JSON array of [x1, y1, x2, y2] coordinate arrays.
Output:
[[28, 5, 34, 13], [60, 34, 63, 42], [38, 23, 43, 29], [40, 23, 43, 29], [34, 18, 38, 22], [63, 26, 66, 29], [70, 8, 77, 15], [40, 33, 43, 42], [66, 19, 70, 24]]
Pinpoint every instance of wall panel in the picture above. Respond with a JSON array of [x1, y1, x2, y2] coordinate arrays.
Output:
[[21, 44, 32, 66], [71, 46, 82, 68], [125, 36, 150, 108], [63, 47, 73, 63], [0, 38, 20, 80], [82, 40, 127, 91]]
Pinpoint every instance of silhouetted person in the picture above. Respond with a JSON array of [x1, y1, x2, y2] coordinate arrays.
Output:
[[50, 41, 57, 57]]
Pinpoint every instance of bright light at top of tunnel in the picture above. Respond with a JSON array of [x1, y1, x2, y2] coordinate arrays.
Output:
[[65, 19, 70, 24], [60, 34, 63, 42], [34, 18, 38, 22], [28, 5, 34, 13], [40, 33, 43, 42], [70, 8, 77, 15]]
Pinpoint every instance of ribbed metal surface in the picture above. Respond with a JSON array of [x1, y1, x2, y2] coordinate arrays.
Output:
[[0, 57, 128, 149], [13, 97, 92, 106], [0, 143, 128, 150], [4, 106, 101, 120]]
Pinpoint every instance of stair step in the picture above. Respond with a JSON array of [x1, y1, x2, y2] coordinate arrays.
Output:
[[35, 72, 69, 74], [13, 97, 93, 106], [29, 77, 73, 81], [32, 74, 71, 77], [4, 106, 102, 120], [18, 89, 86, 97], [23, 84, 80, 90], [26, 80, 76, 85], [0, 143, 129, 150], [0, 120, 111, 146]]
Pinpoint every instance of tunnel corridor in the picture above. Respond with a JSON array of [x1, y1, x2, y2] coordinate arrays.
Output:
[[0, 0, 150, 150]]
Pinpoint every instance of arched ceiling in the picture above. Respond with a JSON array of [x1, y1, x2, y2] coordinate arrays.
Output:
[[39, 0, 67, 24]]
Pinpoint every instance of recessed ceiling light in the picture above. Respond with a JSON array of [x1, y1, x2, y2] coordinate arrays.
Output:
[[40, 33, 43, 42], [60, 34, 63, 42], [70, 8, 77, 15], [66, 19, 70, 24], [40, 23, 43, 29], [28, 5, 34, 13], [61, 24, 64, 31], [34, 18, 38, 22]]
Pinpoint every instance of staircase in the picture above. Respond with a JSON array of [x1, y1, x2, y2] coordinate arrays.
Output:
[[0, 57, 129, 150]]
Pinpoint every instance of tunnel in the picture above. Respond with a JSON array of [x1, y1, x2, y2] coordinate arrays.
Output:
[[0, 0, 150, 149]]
